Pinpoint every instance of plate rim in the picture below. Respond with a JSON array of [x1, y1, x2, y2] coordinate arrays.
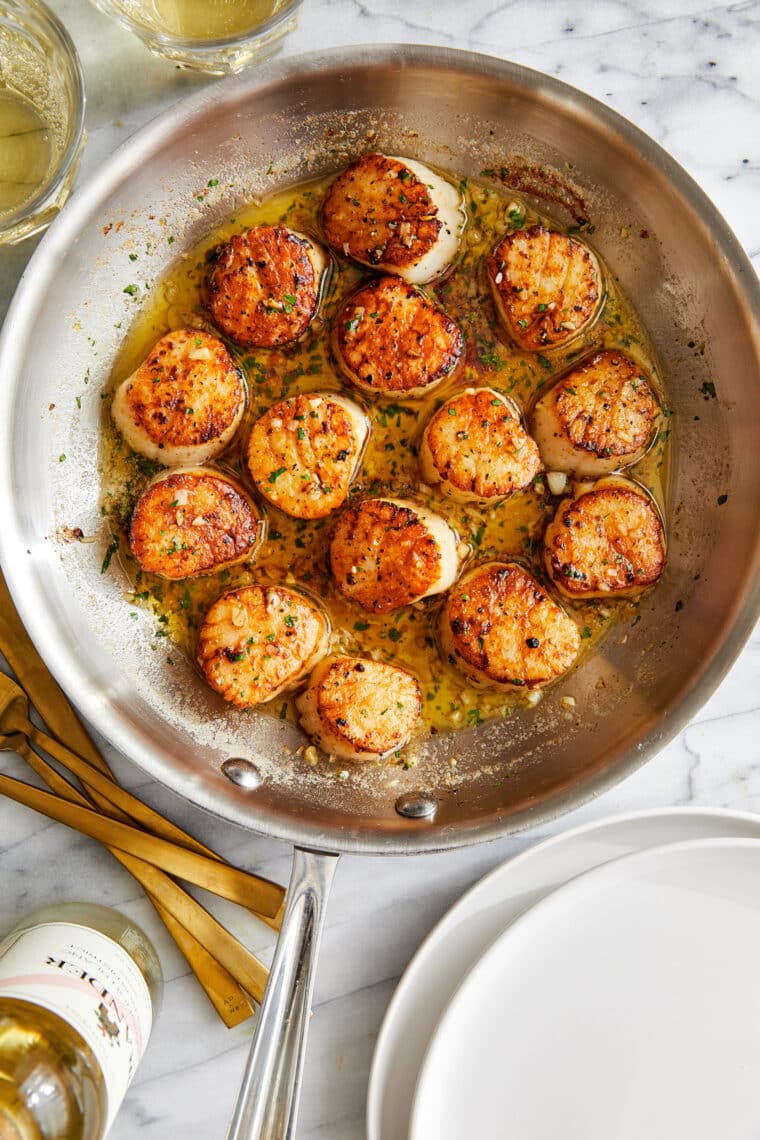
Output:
[[408, 831, 760, 1140], [367, 806, 760, 1140]]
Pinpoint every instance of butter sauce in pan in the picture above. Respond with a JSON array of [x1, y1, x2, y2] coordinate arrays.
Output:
[[99, 158, 671, 761]]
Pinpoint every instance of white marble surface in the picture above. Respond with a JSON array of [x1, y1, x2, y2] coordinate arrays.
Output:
[[1, 1, 759, 1137]]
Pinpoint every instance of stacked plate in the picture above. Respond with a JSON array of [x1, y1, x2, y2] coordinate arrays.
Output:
[[367, 809, 760, 1140]]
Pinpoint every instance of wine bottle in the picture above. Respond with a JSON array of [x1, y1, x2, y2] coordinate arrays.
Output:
[[0, 902, 162, 1139]]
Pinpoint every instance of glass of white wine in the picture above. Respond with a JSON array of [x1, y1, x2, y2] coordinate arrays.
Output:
[[0, 0, 86, 245], [90, 0, 304, 74]]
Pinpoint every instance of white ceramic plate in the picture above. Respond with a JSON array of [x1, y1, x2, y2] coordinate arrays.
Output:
[[410, 836, 760, 1140], [367, 809, 760, 1140]]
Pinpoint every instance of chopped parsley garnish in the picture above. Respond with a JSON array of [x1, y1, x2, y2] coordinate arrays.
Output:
[[101, 537, 119, 574]]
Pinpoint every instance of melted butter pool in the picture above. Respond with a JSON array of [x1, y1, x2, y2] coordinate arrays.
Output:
[[99, 170, 671, 747]]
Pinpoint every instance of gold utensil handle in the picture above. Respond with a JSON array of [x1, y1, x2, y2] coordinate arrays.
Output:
[[8, 733, 259, 1020], [0, 770, 283, 917], [0, 575, 274, 1014], [151, 902, 255, 1027], [0, 574, 111, 772], [0, 670, 283, 932]]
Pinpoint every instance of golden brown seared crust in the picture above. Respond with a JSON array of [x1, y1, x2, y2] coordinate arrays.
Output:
[[543, 478, 666, 598], [246, 392, 366, 519], [334, 276, 462, 397], [206, 225, 323, 348], [330, 498, 445, 613], [487, 225, 601, 351], [304, 656, 421, 758], [322, 154, 443, 273], [197, 585, 329, 708], [441, 562, 580, 688], [551, 350, 659, 460], [422, 388, 542, 500], [112, 329, 245, 462], [129, 468, 263, 580]]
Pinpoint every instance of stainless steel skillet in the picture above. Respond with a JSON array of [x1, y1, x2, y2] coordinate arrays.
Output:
[[0, 45, 759, 1139]]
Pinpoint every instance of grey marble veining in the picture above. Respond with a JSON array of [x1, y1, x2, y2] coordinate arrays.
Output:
[[1, 1, 759, 1136]]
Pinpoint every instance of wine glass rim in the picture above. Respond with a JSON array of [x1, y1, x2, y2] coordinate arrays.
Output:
[[0, 0, 87, 236], [95, 0, 304, 54]]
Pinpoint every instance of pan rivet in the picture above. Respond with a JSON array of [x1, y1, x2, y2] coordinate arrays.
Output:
[[395, 792, 438, 821], [222, 757, 263, 790]]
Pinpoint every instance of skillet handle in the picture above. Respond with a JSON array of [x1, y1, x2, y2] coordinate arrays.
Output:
[[226, 846, 339, 1140]]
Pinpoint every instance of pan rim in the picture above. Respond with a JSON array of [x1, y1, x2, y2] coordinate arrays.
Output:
[[1, 43, 759, 854]]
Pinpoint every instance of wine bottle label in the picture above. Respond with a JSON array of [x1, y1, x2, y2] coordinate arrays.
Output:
[[0, 921, 153, 1132]]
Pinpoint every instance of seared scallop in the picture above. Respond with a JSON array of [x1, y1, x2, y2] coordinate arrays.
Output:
[[420, 387, 542, 502], [329, 497, 460, 613], [487, 224, 601, 351], [129, 467, 263, 580], [206, 225, 326, 348], [440, 561, 580, 689], [543, 476, 666, 598], [295, 655, 422, 761], [334, 275, 463, 399], [531, 350, 659, 477], [322, 153, 464, 284], [198, 584, 329, 709], [111, 329, 246, 466], [246, 392, 368, 519]]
